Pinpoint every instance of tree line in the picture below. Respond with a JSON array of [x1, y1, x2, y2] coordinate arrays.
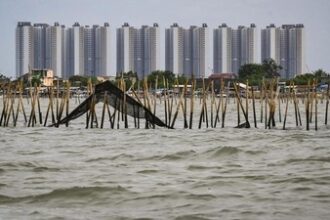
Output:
[[1, 59, 329, 88]]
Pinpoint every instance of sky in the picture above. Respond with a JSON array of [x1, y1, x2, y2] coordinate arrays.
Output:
[[0, 0, 329, 78]]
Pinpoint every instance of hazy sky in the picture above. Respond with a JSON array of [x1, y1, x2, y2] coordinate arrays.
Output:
[[0, 0, 329, 78]]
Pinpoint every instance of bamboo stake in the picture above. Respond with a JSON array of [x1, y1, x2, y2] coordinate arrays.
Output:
[[0, 85, 7, 126], [236, 83, 241, 126], [306, 81, 310, 130], [43, 87, 52, 126], [183, 81, 188, 128], [325, 76, 329, 125], [251, 86, 257, 128], [189, 78, 195, 129], [246, 80, 249, 124], [100, 91, 108, 129], [233, 82, 250, 128], [5, 86, 15, 127], [283, 93, 289, 130], [65, 82, 70, 127], [221, 81, 230, 128], [314, 80, 318, 131], [28, 86, 38, 127], [210, 81, 214, 128], [265, 89, 268, 129], [214, 79, 222, 128], [260, 78, 264, 123], [171, 81, 186, 128]]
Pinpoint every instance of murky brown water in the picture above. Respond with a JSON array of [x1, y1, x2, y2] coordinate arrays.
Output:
[[0, 97, 330, 219]]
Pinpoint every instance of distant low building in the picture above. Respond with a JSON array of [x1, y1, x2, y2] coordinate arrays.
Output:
[[16, 69, 55, 87], [208, 73, 237, 91], [31, 69, 54, 86], [208, 73, 237, 80]]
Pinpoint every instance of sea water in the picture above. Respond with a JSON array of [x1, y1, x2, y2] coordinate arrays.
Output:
[[0, 97, 330, 220]]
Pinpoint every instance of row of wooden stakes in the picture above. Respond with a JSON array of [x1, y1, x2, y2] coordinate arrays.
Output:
[[0, 79, 329, 130]]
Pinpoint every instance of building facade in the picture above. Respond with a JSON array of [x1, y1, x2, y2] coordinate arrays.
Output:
[[45, 22, 65, 78], [117, 23, 136, 74], [16, 22, 34, 77], [240, 24, 258, 65], [165, 23, 184, 75], [117, 23, 160, 78], [33, 23, 48, 70], [16, 21, 111, 79], [262, 24, 306, 79], [261, 24, 280, 65], [214, 24, 257, 75], [213, 23, 232, 73], [95, 23, 111, 76], [166, 23, 210, 78], [192, 24, 210, 78], [143, 23, 160, 79]]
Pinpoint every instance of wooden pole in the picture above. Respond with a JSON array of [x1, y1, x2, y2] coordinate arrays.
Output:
[[314, 80, 318, 131], [100, 91, 107, 129], [306, 81, 310, 130], [246, 80, 249, 124], [252, 86, 257, 128], [233, 82, 250, 128], [236, 83, 241, 127], [221, 81, 229, 128], [325, 76, 329, 125], [189, 78, 195, 129], [260, 78, 264, 123], [283, 93, 289, 130], [65, 82, 70, 127]]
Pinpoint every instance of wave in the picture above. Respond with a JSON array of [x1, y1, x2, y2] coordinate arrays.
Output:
[[187, 165, 222, 171], [0, 161, 60, 173], [0, 161, 39, 168], [135, 150, 196, 161], [285, 156, 330, 164], [174, 214, 211, 220], [0, 186, 131, 205], [33, 166, 61, 172], [205, 146, 241, 158], [160, 150, 196, 161], [137, 169, 159, 174]]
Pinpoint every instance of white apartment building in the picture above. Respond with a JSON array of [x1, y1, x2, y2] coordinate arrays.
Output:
[[33, 23, 48, 70], [82, 23, 111, 77], [166, 23, 210, 78], [95, 23, 111, 76], [261, 24, 280, 65], [68, 22, 84, 77], [165, 23, 184, 76], [143, 23, 160, 79], [45, 22, 65, 78], [240, 24, 258, 65], [213, 23, 232, 73], [289, 24, 305, 77], [192, 24, 210, 78], [271, 24, 306, 79], [117, 23, 136, 74], [16, 22, 34, 77], [117, 23, 160, 78], [84, 25, 96, 76]]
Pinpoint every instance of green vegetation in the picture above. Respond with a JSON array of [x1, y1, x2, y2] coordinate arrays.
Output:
[[0, 73, 11, 84], [69, 75, 100, 87], [238, 59, 282, 85], [115, 71, 138, 89], [147, 70, 187, 88], [237, 59, 329, 86], [289, 69, 329, 85]]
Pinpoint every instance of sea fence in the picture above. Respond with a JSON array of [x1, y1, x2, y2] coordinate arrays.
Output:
[[0, 79, 329, 131]]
